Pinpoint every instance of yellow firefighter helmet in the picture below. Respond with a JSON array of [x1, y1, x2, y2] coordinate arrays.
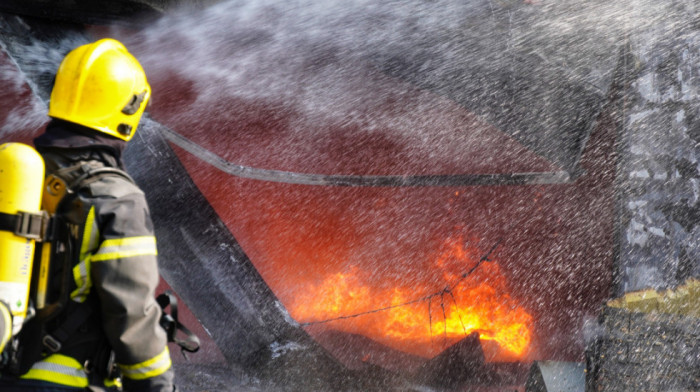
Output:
[[48, 38, 151, 141]]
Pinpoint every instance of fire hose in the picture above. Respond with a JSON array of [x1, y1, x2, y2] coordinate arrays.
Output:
[[158, 126, 571, 187]]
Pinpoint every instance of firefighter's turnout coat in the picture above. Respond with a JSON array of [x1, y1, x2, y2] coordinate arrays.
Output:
[[10, 120, 175, 391]]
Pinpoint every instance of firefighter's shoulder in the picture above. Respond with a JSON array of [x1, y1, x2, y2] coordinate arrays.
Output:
[[84, 170, 143, 200]]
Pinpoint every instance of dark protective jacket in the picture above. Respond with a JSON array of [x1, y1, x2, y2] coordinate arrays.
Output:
[[11, 120, 175, 391]]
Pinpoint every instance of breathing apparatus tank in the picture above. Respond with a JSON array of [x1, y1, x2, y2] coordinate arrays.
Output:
[[0, 143, 45, 353]]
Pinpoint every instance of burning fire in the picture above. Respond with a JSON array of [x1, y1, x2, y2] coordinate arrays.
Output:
[[290, 235, 533, 360]]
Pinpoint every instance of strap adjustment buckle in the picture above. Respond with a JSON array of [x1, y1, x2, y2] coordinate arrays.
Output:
[[14, 211, 49, 241], [42, 334, 62, 353]]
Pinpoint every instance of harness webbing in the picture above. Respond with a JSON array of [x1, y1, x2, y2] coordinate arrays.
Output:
[[0, 211, 47, 240]]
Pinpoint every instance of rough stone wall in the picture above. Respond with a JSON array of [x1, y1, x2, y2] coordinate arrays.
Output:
[[615, 0, 700, 295], [588, 2, 699, 391]]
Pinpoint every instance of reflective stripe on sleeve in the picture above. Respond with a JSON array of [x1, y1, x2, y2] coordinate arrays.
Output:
[[20, 354, 88, 388], [91, 236, 158, 262], [72, 206, 99, 302], [118, 346, 172, 380]]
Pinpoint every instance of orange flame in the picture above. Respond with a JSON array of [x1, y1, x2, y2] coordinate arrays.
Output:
[[290, 235, 532, 360]]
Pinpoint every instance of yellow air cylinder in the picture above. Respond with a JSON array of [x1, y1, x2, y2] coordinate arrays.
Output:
[[0, 143, 44, 351]]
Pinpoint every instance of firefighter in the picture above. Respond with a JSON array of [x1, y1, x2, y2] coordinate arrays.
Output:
[[0, 38, 176, 391]]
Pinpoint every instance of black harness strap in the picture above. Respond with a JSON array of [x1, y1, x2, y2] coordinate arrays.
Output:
[[42, 304, 93, 354], [157, 291, 200, 355], [67, 165, 135, 190], [0, 210, 48, 240]]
